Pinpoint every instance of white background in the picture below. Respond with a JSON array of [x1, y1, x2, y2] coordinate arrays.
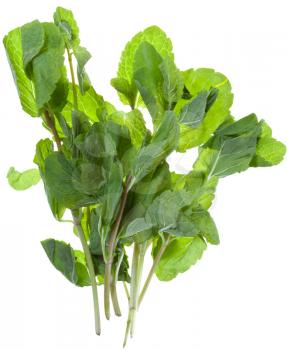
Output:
[[0, 0, 286, 349]]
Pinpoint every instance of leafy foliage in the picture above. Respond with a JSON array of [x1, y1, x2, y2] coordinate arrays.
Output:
[[4, 7, 286, 346]]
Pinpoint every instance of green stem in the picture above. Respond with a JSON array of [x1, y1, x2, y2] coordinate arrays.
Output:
[[111, 250, 124, 316], [130, 241, 149, 337], [123, 281, 130, 301], [123, 243, 140, 347], [104, 175, 132, 320], [44, 109, 62, 150], [67, 47, 78, 110], [138, 235, 172, 308], [72, 209, 101, 335]]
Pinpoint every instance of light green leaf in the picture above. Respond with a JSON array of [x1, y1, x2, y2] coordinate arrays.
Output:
[[178, 68, 233, 151], [110, 77, 137, 108], [251, 121, 286, 167], [7, 167, 40, 190], [109, 109, 146, 148], [53, 6, 79, 47], [62, 84, 101, 123], [3, 28, 38, 116], [74, 46, 91, 94], [155, 236, 207, 281], [117, 25, 173, 105]]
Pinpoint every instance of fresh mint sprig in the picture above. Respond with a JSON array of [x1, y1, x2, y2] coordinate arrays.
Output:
[[4, 7, 286, 346]]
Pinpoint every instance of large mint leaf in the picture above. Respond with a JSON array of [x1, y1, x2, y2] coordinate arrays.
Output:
[[116, 26, 173, 106], [3, 28, 38, 116], [134, 41, 165, 123], [177, 68, 233, 151], [204, 114, 260, 178], [41, 239, 90, 287], [155, 236, 207, 281], [31, 23, 65, 109], [21, 20, 45, 73], [44, 152, 98, 209]]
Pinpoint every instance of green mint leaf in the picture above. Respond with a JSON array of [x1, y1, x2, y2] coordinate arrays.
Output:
[[122, 218, 154, 238], [110, 77, 137, 109], [74, 46, 91, 94], [7, 167, 40, 191], [145, 189, 193, 231], [131, 111, 179, 186], [109, 109, 146, 149], [34, 139, 65, 220], [31, 23, 65, 109], [177, 68, 233, 151], [41, 239, 90, 287], [133, 41, 165, 123], [166, 210, 219, 245], [159, 57, 184, 109], [21, 20, 45, 74], [3, 28, 38, 116], [251, 121, 286, 166], [179, 88, 218, 128], [154, 236, 207, 281], [44, 152, 97, 209], [204, 114, 260, 178], [53, 7, 80, 47], [117, 25, 173, 105], [62, 84, 102, 123]]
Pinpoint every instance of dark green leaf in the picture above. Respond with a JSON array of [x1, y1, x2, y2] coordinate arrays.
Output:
[[177, 68, 233, 151], [21, 20, 45, 73], [132, 111, 179, 186], [41, 239, 90, 287]]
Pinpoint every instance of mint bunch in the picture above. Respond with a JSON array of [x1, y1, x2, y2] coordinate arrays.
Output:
[[4, 7, 286, 346]]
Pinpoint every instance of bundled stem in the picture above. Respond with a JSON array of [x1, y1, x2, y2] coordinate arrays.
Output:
[[138, 235, 172, 307], [123, 243, 140, 347], [72, 209, 101, 335], [111, 250, 125, 316], [104, 175, 132, 320]]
